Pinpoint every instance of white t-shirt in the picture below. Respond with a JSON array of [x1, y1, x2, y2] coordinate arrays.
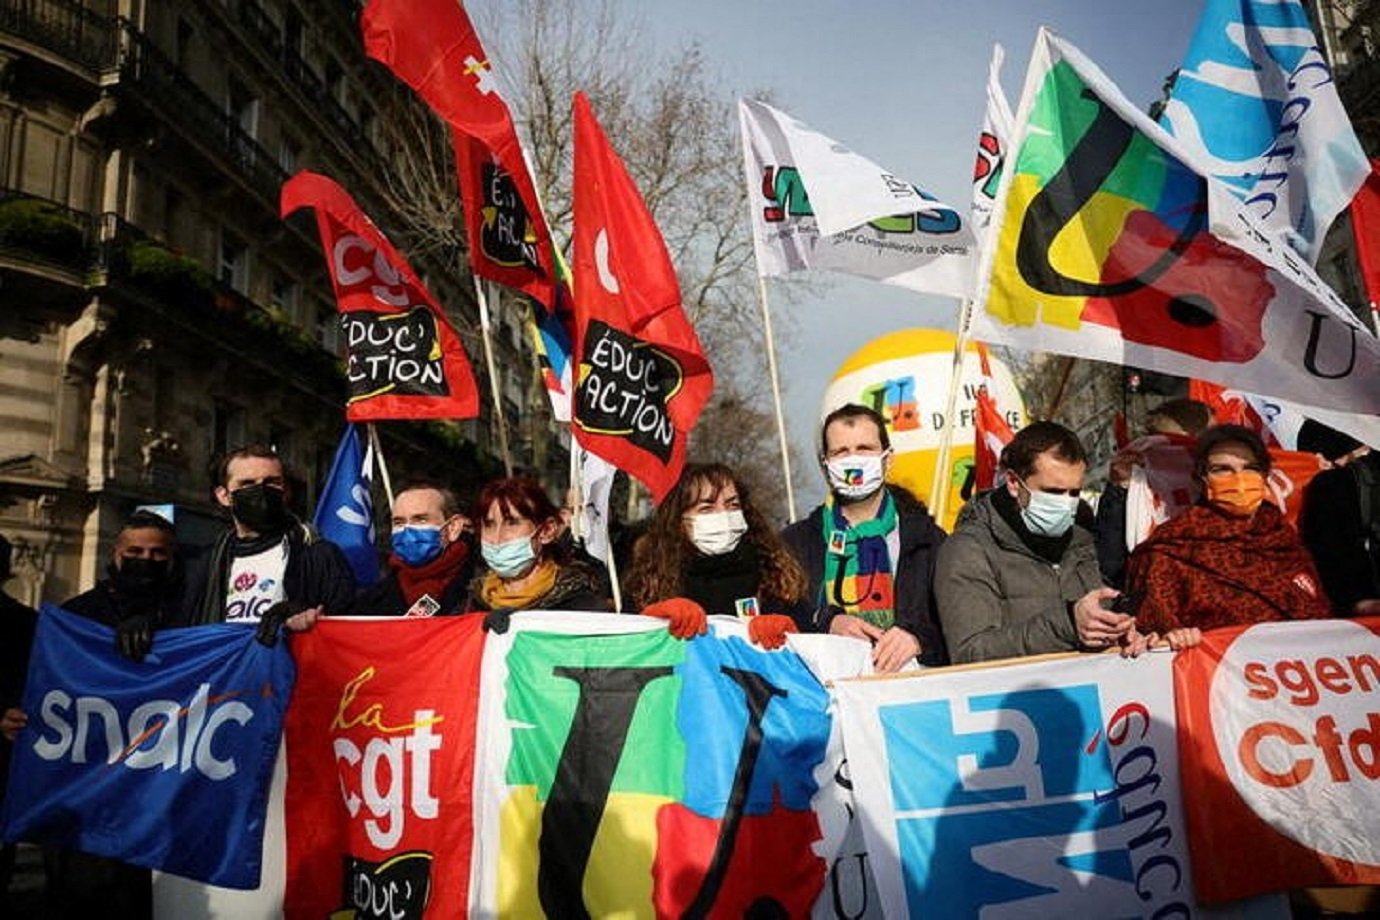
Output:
[[224, 540, 289, 624]]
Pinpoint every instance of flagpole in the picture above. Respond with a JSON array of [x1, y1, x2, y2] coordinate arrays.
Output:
[[568, 442, 583, 543], [930, 299, 975, 526], [756, 276, 798, 523], [474, 277, 514, 476], [366, 423, 395, 509], [605, 519, 624, 613]]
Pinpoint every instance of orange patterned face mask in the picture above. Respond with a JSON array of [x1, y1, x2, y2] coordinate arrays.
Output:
[[1205, 470, 1266, 516]]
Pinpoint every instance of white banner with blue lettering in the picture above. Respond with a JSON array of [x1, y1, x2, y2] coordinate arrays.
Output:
[[836, 653, 1204, 917], [0, 605, 295, 889]]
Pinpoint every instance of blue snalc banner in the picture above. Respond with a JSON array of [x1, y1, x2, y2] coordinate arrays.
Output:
[[1, 605, 295, 889]]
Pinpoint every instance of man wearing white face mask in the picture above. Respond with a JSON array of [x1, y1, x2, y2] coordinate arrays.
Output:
[[781, 404, 948, 672], [935, 421, 1132, 664]]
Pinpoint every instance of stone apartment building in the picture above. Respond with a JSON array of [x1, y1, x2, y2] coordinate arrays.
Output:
[[0, 0, 564, 606]]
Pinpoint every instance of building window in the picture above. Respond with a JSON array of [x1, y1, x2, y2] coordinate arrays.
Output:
[[270, 274, 299, 319], [163, 187, 184, 245], [283, 5, 304, 56], [220, 232, 249, 293], [212, 403, 247, 458], [176, 18, 194, 72], [317, 302, 340, 353], [227, 77, 259, 140], [325, 58, 345, 105], [154, 366, 176, 430], [278, 136, 300, 174]]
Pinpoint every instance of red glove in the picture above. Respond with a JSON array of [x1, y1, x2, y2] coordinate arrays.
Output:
[[643, 597, 708, 640], [748, 614, 798, 650]]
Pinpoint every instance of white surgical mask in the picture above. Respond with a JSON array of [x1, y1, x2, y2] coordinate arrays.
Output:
[[825, 452, 888, 501], [687, 510, 748, 556], [1019, 481, 1079, 537]]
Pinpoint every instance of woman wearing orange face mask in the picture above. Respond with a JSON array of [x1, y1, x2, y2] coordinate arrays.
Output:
[[1123, 425, 1331, 649]]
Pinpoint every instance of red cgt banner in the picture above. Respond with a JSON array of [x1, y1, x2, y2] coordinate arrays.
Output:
[[281, 170, 480, 422], [1174, 617, 1380, 903], [283, 615, 486, 919]]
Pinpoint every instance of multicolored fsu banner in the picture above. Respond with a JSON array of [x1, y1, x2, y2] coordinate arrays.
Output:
[[471, 611, 871, 918], [835, 652, 1208, 918], [1176, 618, 1380, 903], [283, 615, 486, 919]]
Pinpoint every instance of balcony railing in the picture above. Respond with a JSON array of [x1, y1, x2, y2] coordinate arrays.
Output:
[[0, 188, 99, 271], [0, 0, 116, 73], [114, 18, 287, 206]]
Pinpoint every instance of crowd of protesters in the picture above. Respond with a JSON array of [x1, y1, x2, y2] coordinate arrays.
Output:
[[4, 397, 1377, 916]]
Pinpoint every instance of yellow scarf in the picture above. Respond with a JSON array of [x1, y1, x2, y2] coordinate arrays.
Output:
[[480, 559, 559, 611]]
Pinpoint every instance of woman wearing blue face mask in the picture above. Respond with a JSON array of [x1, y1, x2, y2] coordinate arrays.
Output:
[[470, 477, 610, 615]]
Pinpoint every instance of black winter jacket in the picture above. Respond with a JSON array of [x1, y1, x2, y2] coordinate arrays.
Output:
[[780, 487, 948, 666], [182, 521, 355, 625]]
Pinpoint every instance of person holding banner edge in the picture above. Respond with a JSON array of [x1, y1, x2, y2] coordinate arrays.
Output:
[[628, 463, 805, 648], [470, 477, 610, 624], [935, 421, 1135, 664], [781, 404, 947, 671], [1125, 425, 1331, 643], [349, 480, 475, 618], [183, 444, 353, 639]]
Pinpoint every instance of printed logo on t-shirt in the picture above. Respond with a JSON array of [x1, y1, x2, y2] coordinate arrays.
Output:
[[225, 542, 289, 624]]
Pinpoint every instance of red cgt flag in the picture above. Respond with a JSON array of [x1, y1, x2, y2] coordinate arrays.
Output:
[[281, 171, 479, 421], [571, 92, 713, 500], [363, 0, 556, 309]]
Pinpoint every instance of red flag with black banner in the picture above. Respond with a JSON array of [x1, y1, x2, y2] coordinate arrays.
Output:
[[362, 0, 556, 309], [571, 92, 713, 500], [281, 170, 479, 421], [283, 616, 486, 919]]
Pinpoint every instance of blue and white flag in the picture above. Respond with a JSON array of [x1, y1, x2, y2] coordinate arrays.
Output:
[[1161, 0, 1367, 262], [312, 423, 378, 586], [1, 606, 295, 889]]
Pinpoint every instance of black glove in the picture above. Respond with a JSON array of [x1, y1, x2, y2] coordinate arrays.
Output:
[[483, 608, 511, 635], [115, 612, 156, 663], [255, 600, 307, 647]]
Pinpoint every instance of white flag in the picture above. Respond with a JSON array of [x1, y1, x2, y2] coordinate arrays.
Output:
[[577, 447, 616, 565], [738, 98, 977, 299], [970, 43, 1015, 234]]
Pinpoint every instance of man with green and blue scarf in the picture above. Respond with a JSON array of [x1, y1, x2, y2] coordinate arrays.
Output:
[[782, 404, 948, 671]]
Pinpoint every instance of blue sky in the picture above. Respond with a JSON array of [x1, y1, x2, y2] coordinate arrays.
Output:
[[638, 1, 1208, 505]]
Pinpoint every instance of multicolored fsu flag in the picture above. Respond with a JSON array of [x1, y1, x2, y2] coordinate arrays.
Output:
[[471, 612, 870, 917], [281, 171, 480, 421], [1160, 0, 1367, 263], [1175, 619, 1380, 902], [362, 0, 555, 309], [1, 607, 294, 890], [975, 29, 1380, 418], [571, 92, 713, 501], [283, 615, 486, 919]]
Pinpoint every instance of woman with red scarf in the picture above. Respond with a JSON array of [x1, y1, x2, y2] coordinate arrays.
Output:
[[1125, 425, 1331, 649]]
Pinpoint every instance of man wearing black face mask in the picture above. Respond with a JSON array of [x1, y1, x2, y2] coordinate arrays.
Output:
[[184, 444, 353, 639], [63, 510, 181, 660], [19, 511, 180, 918]]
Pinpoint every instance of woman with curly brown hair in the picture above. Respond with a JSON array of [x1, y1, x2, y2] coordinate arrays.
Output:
[[626, 463, 810, 648]]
